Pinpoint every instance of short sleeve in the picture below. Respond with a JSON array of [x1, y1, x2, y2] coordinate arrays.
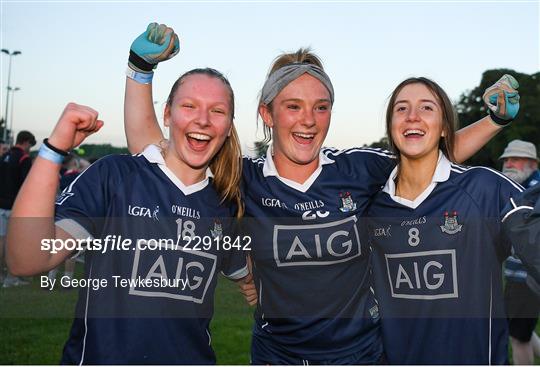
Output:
[[324, 147, 396, 196], [489, 173, 523, 258], [219, 218, 248, 280], [502, 184, 540, 285], [54, 159, 110, 240], [361, 149, 396, 191]]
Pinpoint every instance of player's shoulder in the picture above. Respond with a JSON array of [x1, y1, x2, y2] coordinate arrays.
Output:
[[321, 146, 396, 162], [243, 154, 266, 168], [90, 152, 143, 174], [448, 162, 524, 194], [321, 146, 396, 181], [242, 154, 266, 182]]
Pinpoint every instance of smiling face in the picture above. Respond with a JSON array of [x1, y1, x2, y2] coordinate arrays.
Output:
[[164, 73, 232, 172], [390, 83, 446, 161], [259, 73, 332, 173]]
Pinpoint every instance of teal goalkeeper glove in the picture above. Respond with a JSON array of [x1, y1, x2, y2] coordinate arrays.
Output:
[[482, 74, 520, 126], [128, 22, 180, 73]]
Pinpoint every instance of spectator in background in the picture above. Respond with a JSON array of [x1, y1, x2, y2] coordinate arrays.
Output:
[[0, 131, 36, 287], [0, 140, 9, 156], [500, 139, 540, 364], [58, 154, 90, 189]]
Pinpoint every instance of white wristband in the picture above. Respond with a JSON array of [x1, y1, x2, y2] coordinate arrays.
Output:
[[126, 67, 154, 84]]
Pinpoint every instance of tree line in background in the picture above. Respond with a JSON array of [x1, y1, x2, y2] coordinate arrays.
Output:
[[368, 69, 540, 169], [6, 69, 537, 165], [75, 144, 129, 159]]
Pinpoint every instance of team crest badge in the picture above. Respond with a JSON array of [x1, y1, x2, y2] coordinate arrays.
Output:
[[440, 211, 462, 234], [339, 192, 357, 212], [369, 305, 380, 320], [210, 220, 223, 239]]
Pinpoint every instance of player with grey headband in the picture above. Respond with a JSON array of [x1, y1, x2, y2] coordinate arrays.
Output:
[[260, 62, 335, 105], [124, 23, 519, 364]]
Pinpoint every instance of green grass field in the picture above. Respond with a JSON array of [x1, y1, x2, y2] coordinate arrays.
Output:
[[0, 268, 254, 364]]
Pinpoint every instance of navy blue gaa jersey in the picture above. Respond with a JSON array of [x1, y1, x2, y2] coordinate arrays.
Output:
[[55, 145, 247, 365], [366, 153, 523, 365], [242, 146, 395, 362]]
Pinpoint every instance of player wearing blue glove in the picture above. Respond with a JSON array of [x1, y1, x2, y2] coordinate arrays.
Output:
[[7, 30, 250, 363], [126, 22, 180, 84], [367, 76, 524, 364], [483, 74, 520, 125], [123, 22, 522, 364]]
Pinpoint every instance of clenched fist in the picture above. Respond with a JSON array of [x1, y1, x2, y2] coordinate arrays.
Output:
[[48, 103, 104, 151], [483, 74, 520, 124], [128, 22, 180, 73]]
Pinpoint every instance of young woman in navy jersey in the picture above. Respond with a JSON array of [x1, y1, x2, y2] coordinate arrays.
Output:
[[6, 68, 250, 364], [366, 77, 523, 364], [122, 23, 519, 364]]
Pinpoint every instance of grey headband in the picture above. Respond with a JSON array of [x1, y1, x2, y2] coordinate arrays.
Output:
[[261, 63, 335, 105]]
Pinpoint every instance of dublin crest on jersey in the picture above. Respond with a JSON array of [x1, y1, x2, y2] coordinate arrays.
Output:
[[440, 211, 462, 234], [339, 192, 357, 212], [369, 305, 380, 320], [210, 220, 223, 239]]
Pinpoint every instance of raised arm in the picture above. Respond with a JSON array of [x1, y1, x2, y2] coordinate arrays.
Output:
[[453, 116, 501, 163], [124, 78, 163, 153], [453, 74, 520, 163], [7, 103, 103, 275], [124, 23, 179, 153]]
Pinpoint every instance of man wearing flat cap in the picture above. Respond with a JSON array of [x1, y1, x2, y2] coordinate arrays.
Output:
[[500, 139, 540, 365]]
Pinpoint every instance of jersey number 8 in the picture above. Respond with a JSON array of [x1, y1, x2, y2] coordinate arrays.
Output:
[[408, 227, 420, 247]]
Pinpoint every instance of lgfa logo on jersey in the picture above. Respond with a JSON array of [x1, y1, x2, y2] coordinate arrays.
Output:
[[210, 220, 223, 239], [128, 204, 160, 221], [339, 192, 357, 212], [440, 211, 462, 234]]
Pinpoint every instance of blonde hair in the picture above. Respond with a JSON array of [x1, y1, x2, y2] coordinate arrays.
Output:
[[166, 68, 244, 217], [257, 48, 324, 145]]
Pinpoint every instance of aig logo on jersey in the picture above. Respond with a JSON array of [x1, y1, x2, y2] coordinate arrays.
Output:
[[129, 248, 217, 303], [385, 250, 458, 300], [273, 216, 361, 267]]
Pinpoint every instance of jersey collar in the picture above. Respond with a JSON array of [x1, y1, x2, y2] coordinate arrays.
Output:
[[382, 150, 451, 209], [141, 144, 213, 196], [262, 145, 334, 193]]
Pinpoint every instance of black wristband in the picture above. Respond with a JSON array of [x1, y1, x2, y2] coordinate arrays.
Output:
[[128, 50, 155, 73], [43, 138, 69, 156], [488, 110, 513, 127]]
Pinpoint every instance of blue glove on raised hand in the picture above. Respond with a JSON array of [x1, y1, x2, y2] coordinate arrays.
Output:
[[128, 22, 180, 73], [482, 74, 520, 125]]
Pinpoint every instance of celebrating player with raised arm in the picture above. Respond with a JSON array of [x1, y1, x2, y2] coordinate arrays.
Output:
[[7, 65, 250, 363], [123, 23, 519, 364], [366, 76, 522, 364]]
